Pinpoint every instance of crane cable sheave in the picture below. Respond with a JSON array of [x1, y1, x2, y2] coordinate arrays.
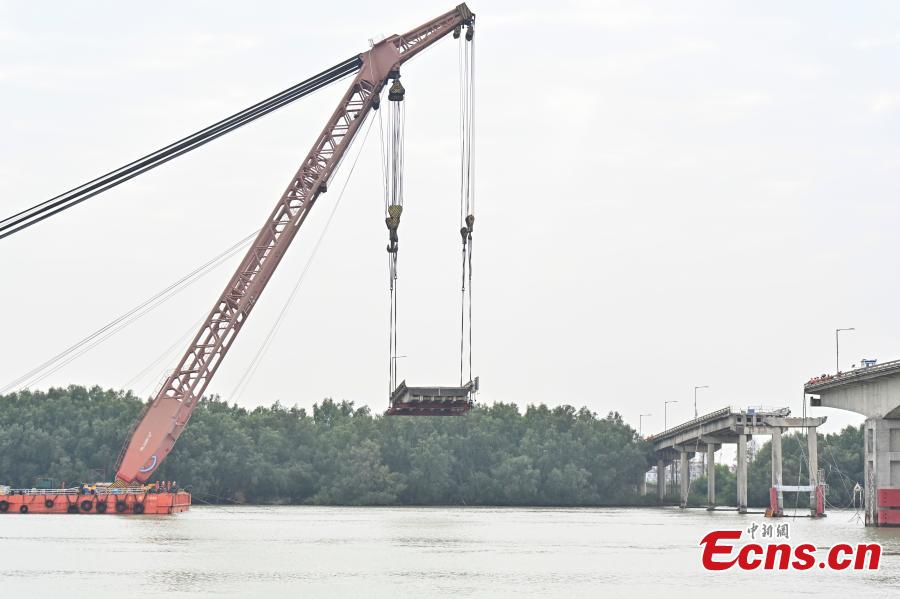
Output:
[[114, 4, 475, 484]]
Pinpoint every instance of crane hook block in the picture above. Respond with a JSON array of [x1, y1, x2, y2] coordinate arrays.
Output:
[[453, 25, 462, 39], [465, 25, 474, 41], [388, 80, 405, 102], [465, 214, 475, 232], [460, 226, 469, 243], [386, 204, 403, 230]]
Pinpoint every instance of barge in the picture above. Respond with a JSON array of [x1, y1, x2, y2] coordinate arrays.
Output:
[[0, 484, 190, 515]]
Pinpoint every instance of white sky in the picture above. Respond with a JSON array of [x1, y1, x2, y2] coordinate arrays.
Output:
[[3, 0, 900, 435]]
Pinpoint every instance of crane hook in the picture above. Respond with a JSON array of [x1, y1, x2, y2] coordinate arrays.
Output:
[[388, 79, 405, 102]]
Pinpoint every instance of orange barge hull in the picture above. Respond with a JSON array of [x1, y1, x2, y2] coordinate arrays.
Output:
[[0, 492, 190, 515]]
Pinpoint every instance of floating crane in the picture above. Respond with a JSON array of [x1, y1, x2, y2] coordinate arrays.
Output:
[[111, 4, 478, 486]]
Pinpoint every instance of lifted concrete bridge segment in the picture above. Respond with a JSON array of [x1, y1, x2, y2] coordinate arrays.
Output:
[[806, 358, 900, 527], [649, 407, 826, 516]]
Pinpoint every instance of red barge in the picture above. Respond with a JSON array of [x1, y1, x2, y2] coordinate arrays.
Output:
[[0, 485, 190, 515]]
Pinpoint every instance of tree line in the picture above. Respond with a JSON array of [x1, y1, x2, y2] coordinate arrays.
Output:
[[0, 386, 652, 505], [0, 386, 865, 507]]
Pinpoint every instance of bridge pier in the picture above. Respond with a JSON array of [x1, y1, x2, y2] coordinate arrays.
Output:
[[862, 418, 900, 525], [657, 458, 666, 502], [679, 451, 690, 508], [737, 433, 748, 513], [807, 425, 820, 517], [706, 444, 716, 509], [770, 427, 783, 516]]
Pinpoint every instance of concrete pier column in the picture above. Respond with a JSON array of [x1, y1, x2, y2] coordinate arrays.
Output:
[[679, 451, 690, 508], [670, 459, 677, 495], [706, 444, 716, 510], [771, 428, 783, 516], [657, 458, 666, 501], [737, 434, 748, 513], [808, 426, 819, 516]]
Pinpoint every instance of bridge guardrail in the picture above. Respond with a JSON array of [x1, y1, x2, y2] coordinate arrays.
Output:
[[805, 358, 900, 390], [646, 406, 732, 441]]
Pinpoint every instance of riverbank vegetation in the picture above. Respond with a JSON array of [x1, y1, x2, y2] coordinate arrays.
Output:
[[0, 386, 652, 505]]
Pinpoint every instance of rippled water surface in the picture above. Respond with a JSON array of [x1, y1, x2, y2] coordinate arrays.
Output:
[[1, 506, 899, 597]]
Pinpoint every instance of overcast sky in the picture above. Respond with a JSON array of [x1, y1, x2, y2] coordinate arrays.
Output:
[[3, 1, 900, 435]]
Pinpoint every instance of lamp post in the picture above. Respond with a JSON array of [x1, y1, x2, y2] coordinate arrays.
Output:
[[639, 413, 651, 436], [693, 385, 709, 419], [664, 400, 678, 432], [835, 328, 855, 373]]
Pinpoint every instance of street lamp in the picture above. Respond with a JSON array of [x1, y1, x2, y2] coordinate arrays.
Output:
[[835, 328, 855, 373], [664, 400, 678, 431], [639, 413, 651, 436], [694, 385, 709, 419]]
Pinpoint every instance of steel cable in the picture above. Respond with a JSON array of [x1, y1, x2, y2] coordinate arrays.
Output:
[[1, 229, 259, 394], [0, 56, 362, 241]]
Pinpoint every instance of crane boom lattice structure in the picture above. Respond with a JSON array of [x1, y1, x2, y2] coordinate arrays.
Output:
[[115, 4, 475, 484]]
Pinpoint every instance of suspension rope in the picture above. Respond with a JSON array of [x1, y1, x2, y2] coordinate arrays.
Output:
[[0, 56, 361, 241], [459, 236, 467, 385], [0, 229, 259, 394], [457, 27, 476, 387], [383, 74, 406, 400]]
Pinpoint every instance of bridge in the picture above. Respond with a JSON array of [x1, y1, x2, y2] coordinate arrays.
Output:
[[807, 358, 900, 526], [648, 407, 826, 515]]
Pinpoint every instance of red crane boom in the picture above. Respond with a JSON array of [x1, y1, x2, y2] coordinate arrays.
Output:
[[115, 4, 475, 484]]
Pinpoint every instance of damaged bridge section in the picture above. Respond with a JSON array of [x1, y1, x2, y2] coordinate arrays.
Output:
[[649, 407, 826, 515]]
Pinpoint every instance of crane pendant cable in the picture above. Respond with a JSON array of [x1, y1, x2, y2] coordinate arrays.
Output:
[[0, 56, 362, 241], [458, 29, 476, 386], [383, 74, 406, 398]]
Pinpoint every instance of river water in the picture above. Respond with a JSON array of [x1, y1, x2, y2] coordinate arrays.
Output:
[[1, 505, 899, 597]]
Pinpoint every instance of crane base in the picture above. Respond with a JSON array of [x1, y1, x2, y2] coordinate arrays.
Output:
[[0, 490, 190, 515]]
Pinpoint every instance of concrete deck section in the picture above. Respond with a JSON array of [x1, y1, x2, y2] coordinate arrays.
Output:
[[806, 359, 900, 526], [649, 407, 825, 515], [807, 359, 900, 418]]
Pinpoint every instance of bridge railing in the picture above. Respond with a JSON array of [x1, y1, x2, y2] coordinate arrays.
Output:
[[805, 358, 900, 390], [646, 406, 732, 441]]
